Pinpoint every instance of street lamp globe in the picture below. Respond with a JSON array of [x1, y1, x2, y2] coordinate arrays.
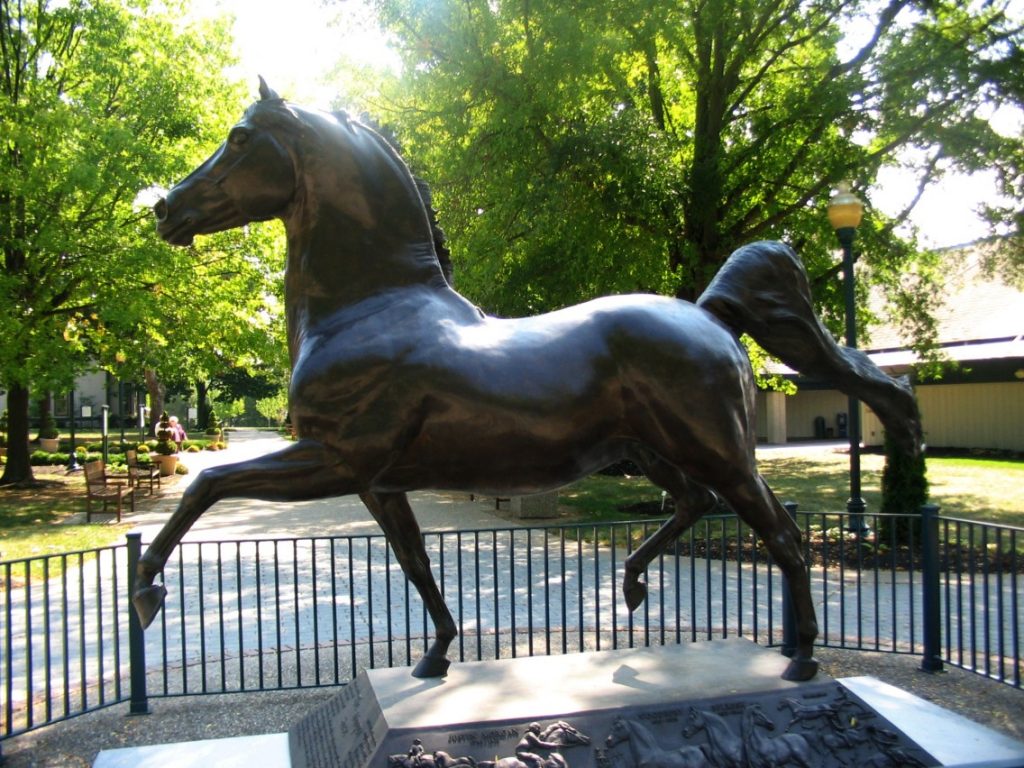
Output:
[[828, 181, 864, 232]]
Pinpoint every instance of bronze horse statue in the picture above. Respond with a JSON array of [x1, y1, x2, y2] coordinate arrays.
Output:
[[140, 79, 922, 682]]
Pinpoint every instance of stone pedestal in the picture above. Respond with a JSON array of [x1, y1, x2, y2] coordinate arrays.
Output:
[[286, 639, 926, 768], [506, 491, 559, 519], [93, 640, 1024, 768]]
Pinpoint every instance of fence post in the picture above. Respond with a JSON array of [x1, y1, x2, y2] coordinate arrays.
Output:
[[780, 502, 799, 658], [126, 533, 151, 714], [919, 503, 943, 673]]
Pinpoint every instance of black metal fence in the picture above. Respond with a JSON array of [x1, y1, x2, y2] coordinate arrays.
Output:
[[2, 508, 1021, 747]]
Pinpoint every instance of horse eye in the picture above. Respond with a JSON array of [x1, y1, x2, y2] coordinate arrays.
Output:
[[229, 128, 250, 146]]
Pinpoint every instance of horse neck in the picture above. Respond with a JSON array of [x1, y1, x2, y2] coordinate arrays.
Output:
[[282, 199, 448, 331], [624, 720, 657, 754], [701, 712, 732, 744], [741, 711, 763, 747]]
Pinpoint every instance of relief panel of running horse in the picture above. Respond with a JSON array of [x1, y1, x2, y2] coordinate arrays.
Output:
[[138, 79, 923, 683]]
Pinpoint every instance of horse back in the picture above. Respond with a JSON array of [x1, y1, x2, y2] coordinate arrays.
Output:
[[289, 288, 754, 494]]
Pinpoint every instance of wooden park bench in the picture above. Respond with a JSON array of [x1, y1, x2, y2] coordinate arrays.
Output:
[[84, 460, 134, 522], [126, 449, 161, 495]]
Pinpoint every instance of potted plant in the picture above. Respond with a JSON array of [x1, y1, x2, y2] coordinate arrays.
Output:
[[152, 411, 179, 476], [205, 410, 222, 444], [38, 412, 60, 453]]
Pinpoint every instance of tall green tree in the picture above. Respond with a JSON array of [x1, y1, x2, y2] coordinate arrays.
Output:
[[94, 220, 287, 437], [0, 0, 244, 484], [349, 0, 1020, 328]]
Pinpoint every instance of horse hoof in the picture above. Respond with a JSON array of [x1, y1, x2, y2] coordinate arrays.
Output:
[[411, 654, 451, 679], [623, 579, 648, 612], [781, 656, 819, 682], [132, 584, 167, 630]]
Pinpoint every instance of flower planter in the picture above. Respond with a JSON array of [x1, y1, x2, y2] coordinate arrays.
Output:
[[153, 454, 178, 477], [39, 437, 60, 453]]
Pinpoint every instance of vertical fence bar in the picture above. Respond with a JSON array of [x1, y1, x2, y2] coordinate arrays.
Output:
[[126, 533, 150, 715], [780, 502, 798, 658], [593, 526, 601, 652], [4, 561, 14, 737], [217, 543, 226, 691], [920, 504, 943, 673], [1012, 528, 1020, 688], [475, 532, 483, 661], [719, 519, 727, 639], [703, 519, 711, 641], [995, 527, 1005, 683], [982, 525, 991, 677], [526, 530, 534, 656], [236, 545, 246, 691], [197, 545, 207, 692], [457, 532, 464, 663], [492, 530, 500, 660]]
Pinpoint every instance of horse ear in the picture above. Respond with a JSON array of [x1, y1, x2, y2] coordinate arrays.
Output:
[[258, 75, 280, 101]]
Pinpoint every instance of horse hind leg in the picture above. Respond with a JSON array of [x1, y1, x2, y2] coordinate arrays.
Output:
[[714, 473, 819, 681], [623, 459, 718, 612], [360, 491, 457, 678]]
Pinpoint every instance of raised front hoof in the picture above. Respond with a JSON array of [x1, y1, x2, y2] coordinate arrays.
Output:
[[781, 655, 819, 682], [132, 584, 167, 630], [411, 654, 451, 679], [623, 577, 648, 612]]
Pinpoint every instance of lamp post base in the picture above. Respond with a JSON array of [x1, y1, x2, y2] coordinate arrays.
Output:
[[846, 497, 869, 535]]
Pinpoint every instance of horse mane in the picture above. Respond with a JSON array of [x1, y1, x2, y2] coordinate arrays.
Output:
[[247, 83, 454, 287], [342, 111, 455, 288]]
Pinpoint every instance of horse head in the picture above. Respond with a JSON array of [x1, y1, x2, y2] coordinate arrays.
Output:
[[682, 706, 703, 738], [153, 78, 434, 249], [154, 77, 299, 246], [154, 78, 448, 313], [605, 716, 628, 747], [544, 721, 590, 747], [745, 703, 775, 731]]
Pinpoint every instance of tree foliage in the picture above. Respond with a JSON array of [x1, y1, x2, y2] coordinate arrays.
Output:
[[344, 0, 1020, 331], [0, 0, 250, 484]]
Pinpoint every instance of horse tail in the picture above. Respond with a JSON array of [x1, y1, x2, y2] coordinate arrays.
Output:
[[696, 240, 923, 459]]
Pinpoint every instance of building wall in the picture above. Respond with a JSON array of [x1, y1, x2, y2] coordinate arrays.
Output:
[[781, 380, 1024, 451], [915, 381, 1023, 451], [51, 371, 107, 417], [785, 390, 855, 442]]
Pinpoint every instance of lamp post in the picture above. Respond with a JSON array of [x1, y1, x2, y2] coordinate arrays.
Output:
[[828, 182, 868, 535], [65, 390, 81, 472]]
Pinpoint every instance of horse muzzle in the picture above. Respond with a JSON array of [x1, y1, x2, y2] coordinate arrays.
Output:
[[153, 196, 198, 246]]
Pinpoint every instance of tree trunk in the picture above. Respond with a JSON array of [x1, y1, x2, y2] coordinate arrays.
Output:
[[196, 380, 211, 431], [143, 369, 165, 439], [35, 395, 52, 440], [0, 382, 35, 486]]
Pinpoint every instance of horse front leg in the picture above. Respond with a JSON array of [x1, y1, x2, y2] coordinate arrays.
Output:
[[360, 492, 457, 678], [134, 439, 354, 628]]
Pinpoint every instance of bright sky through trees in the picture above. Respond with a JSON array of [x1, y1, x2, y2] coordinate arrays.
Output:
[[218, 0, 1017, 250]]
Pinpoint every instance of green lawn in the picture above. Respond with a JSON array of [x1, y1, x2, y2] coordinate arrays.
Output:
[[560, 452, 1024, 528], [0, 468, 132, 574]]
